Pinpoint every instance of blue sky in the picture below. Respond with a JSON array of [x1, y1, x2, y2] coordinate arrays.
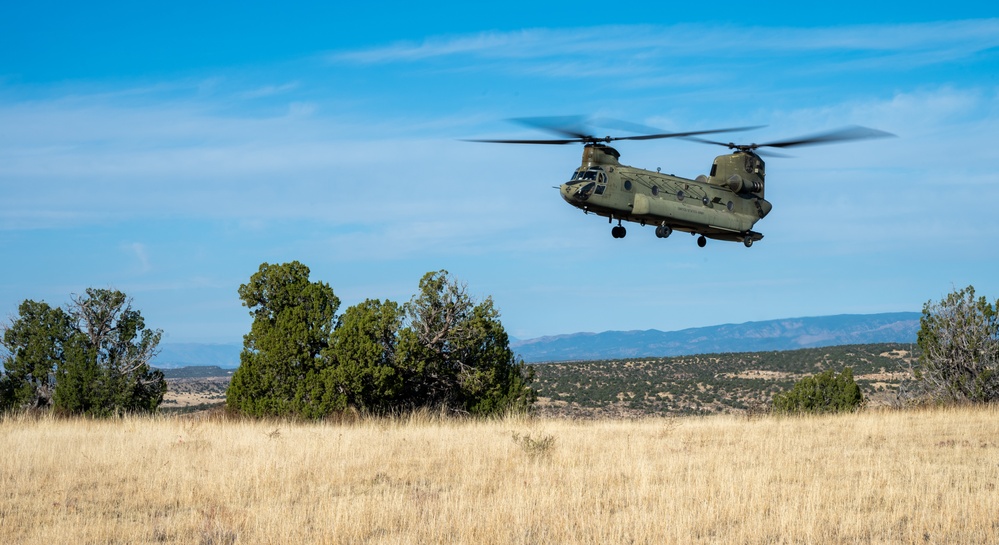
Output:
[[2, 3, 998, 344]]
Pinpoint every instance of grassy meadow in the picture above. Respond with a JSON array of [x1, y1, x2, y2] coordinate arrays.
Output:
[[1, 406, 997, 544]]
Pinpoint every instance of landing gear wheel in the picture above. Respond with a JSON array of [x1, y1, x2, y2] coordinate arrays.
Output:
[[655, 225, 673, 239], [697, 235, 707, 248], [743, 236, 754, 248], [611, 225, 627, 239]]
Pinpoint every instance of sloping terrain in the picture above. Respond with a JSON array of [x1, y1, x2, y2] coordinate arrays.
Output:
[[161, 367, 233, 413], [530, 343, 915, 418]]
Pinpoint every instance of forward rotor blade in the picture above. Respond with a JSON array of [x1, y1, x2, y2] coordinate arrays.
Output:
[[509, 116, 593, 140], [461, 138, 582, 145], [588, 117, 680, 135], [467, 117, 764, 145]]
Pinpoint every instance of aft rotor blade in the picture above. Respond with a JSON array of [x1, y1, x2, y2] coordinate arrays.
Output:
[[752, 148, 794, 158], [680, 135, 737, 147], [613, 126, 764, 142], [683, 125, 896, 152], [757, 125, 896, 149]]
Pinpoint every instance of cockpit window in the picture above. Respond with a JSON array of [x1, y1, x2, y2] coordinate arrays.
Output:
[[567, 167, 607, 185], [569, 168, 605, 185]]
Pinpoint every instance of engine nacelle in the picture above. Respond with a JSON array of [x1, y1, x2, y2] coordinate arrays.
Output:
[[726, 174, 763, 194], [709, 152, 766, 197]]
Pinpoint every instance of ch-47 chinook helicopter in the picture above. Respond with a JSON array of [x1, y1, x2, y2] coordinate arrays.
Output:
[[469, 117, 894, 247]]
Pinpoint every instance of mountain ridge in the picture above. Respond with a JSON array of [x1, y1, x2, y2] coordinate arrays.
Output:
[[147, 311, 921, 368], [510, 312, 920, 363]]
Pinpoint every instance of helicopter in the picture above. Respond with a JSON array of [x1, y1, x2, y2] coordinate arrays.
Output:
[[469, 118, 894, 247]]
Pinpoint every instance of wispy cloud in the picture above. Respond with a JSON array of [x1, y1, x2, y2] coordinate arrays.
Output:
[[329, 20, 999, 67], [238, 81, 300, 99], [123, 242, 152, 274]]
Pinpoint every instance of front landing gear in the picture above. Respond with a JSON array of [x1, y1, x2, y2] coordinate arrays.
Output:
[[697, 235, 707, 248], [610, 218, 627, 239]]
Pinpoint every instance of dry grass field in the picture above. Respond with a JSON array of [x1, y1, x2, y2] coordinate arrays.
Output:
[[2, 406, 997, 544]]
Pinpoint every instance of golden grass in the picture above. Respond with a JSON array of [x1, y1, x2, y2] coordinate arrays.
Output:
[[1, 406, 997, 544]]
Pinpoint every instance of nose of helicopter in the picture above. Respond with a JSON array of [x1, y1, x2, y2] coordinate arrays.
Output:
[[561, 181, 595, 202]]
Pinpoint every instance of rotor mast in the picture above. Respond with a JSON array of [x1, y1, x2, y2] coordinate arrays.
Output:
[[581, 144, 621, 168]]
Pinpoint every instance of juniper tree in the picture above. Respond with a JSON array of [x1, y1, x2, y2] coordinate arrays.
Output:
[[226, 261, 340, 417], [772, 367, 864, 415], [910, 286, 998, 403], [321, 299, 405, 414], [397, 270, 535, 415], [0, 300, 73, 411], [53, 289, 165, 416]]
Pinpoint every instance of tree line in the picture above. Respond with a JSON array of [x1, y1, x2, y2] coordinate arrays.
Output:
[[2, 277, 994, 417], [224, 262, 536, 418], [0, 263, 535, 418]]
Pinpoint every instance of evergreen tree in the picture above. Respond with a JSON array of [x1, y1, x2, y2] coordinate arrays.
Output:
[[53, 289, 166, 416], [225, 265, 534, 418], [772, 367, 864, 415], [321, 299, 405, 414], [397, 270, 535, 415], [0, 300, 73, 410], [911, 285, 998, 403], [226, 261, 340, 417]]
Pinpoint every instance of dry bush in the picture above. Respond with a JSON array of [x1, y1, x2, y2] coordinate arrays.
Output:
[[511, 431, 557, 459]]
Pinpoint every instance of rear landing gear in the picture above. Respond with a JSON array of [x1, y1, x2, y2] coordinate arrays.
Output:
[[743, 236, 754, 248], [697, 235, 707, 248]]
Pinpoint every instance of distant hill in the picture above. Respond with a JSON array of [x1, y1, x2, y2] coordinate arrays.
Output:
[[511, 312, 920, 363], [153, 343, 242, 369], [161, 365, 235, 379], [146, 312, 920, 369]]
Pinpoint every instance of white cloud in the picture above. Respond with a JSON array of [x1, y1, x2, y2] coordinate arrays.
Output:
[[238, 81, 300, 99], [328, 20, 999, 67], [123, 242, 152, 274]]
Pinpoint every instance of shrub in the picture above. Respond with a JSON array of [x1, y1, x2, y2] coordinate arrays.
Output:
[[772, 367, 864, 415], [511, 431, 556, 459]]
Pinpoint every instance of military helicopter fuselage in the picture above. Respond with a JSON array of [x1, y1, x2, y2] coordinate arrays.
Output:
[[561, 143, 771, 247], [468, 118, 893, 247]]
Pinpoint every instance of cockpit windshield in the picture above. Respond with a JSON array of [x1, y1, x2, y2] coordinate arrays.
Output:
[[568, 168, 604, 184]]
